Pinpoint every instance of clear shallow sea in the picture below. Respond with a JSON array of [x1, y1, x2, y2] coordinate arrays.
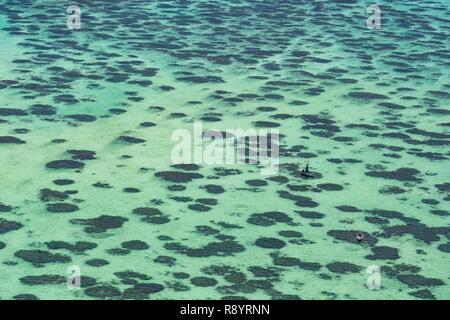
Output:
[[0, 0, 449, 300]]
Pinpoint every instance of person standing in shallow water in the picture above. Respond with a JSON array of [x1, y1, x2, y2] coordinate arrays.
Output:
[[356, 233, 364, 243]]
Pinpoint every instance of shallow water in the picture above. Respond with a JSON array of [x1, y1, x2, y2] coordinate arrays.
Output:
[[0, 0, 449, 300]]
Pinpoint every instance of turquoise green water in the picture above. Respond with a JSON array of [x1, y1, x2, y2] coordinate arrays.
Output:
[[0, 0, 449, 300]]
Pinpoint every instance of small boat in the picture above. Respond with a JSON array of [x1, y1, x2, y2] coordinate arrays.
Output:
[[300, 163, 314, 178], [356, 233, 364, 242]]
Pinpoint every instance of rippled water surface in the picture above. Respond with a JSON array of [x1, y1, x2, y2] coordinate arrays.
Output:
[[0, 0, 449, 300]]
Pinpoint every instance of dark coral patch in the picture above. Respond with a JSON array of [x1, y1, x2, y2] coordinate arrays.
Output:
[[296, 211, 324, 219], [437, 243, 450, 253], [326, 262, 362, 274], [379, 186, 406, 194], [171, 164, 201, 171], [0, 107, 28, 116], [191, 276, 218, 287], [79, 276, 98, 288], [133, 283, 165, 294], [366, 246, 400, 260], [154, 255, 176, 266], [29, 104, 56, 116], [113, 272, 148, 286], [434, 183, 450, 192], [255, 237, 286, 249], [299, 261, 322, 271], [67, 149, 96, 160], [397, 274, 445, 288], [408, 289, 436, 300], [294, 198, 319, 208], [84, 285, 122, 299], [140, 121, 156, 127], [85, 259, 109, 267], [365, 168, 421, 182], [13, 294, 39, 300], [278, 190, 319, 208], [245, 179, 268, 187], [173, 272, 190, 279], [177, 76, 224, 84], [123, 187, 140, 193], [40, 188, 68, 202], [348, 91, 389, 101], [196, 198, 218, 206], [335, 205, 361, 213], [317, 183, 343, 191], [121, 240, 149, 250], [278, 230, 303, 238], [106, 248, 131, 256], [421, 198, 439, 205], [0, 203, 13, 212], [53, 179, 75, 186], [203, 184, 225, 194], [382, 223, 441, 244], [65, 114, 97, 122], [247, 211, 292, 226], [253, 121, 280, 128], [20, 275, 66, 286], [271, 253, 299, 267], [188, 204, 211, 212], [46, 203, 79, 213], [328, 230, 378, 246], [164, 240, 245, 257], [155, 171, 203, 183], [0, 136, 26, 144], [430, 210, 449, 217], [117, 136, 146, 144], [168, 185, 186, 191], [46, 241, 97, 253], [378, 102, 406, 110]]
